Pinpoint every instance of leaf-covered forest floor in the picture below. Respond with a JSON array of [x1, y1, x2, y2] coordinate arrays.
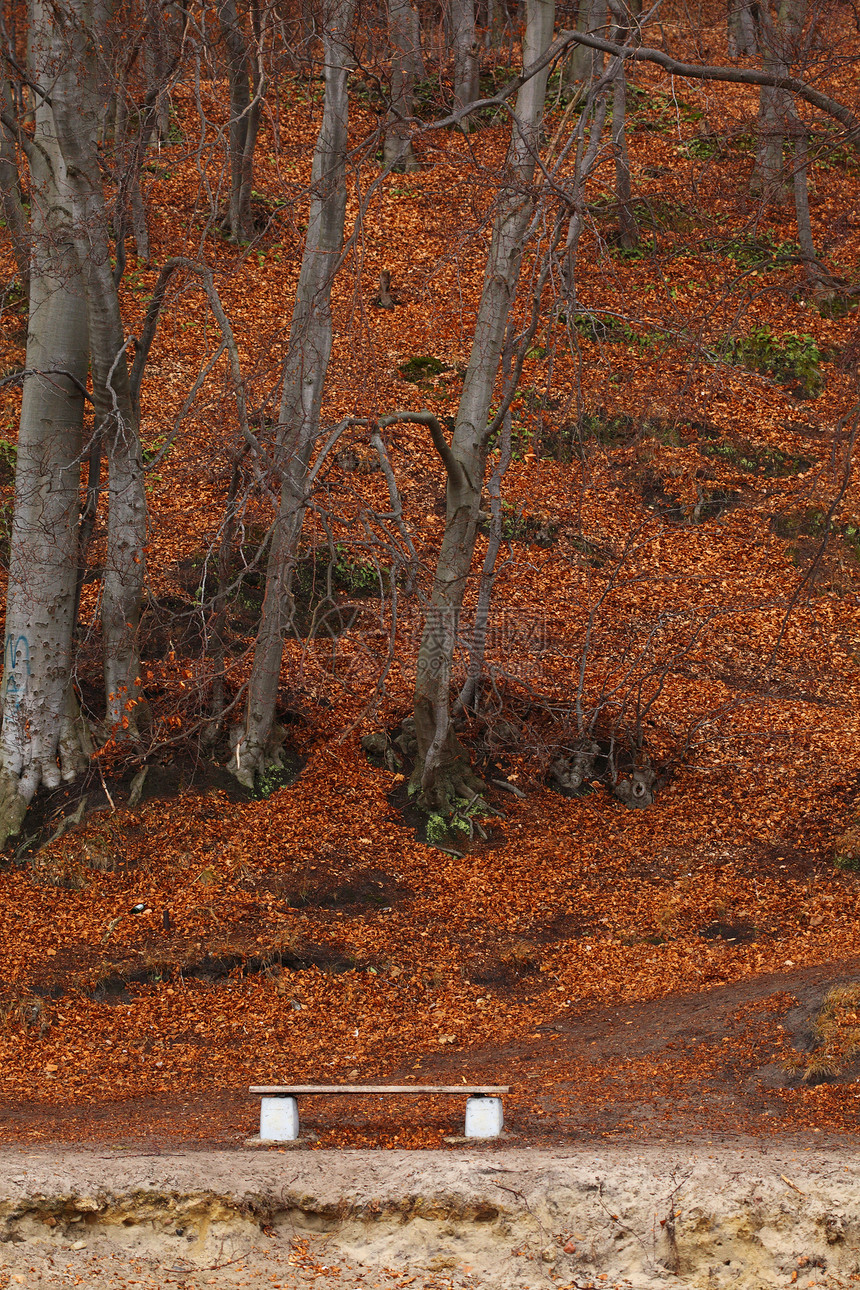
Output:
[[3, 4, 860, 1157]]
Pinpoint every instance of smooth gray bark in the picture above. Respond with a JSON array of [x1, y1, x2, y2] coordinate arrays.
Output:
[[728, 0, 759, 57], [610, 54, 637, 247], [0, 0, 91, 842], [219, 0, 265, 242], [49, 0, 148, 738], [562, 89, 609, 301], [456, 356, 514, 714], [144, 1, 173, 143], [790, 127, 823, 287], [608, 0, 638, 248], [112, 76, 152, 265], [383, 0, 422, 171], [752, 75, 788, 197], [451, 0, 480, 109], [411, 0, 556, 811], [563, 0, 607, 90], [233, 0, 356, 787], [749, 0, 807, 200]]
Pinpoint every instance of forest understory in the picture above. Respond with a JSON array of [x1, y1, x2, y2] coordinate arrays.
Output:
[[2, 0, 860, 1229]]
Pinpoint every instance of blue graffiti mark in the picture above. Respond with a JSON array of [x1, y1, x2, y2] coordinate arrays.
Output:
[[4, 633, 31, 710]]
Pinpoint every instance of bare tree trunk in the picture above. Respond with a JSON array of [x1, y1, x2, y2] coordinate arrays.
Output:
[[483, 0, 507, 49], [144, 0, 172, 142], [561, 88, 610, 302], [112, 1, 184, 266], [233, 0, 356, 787], [790, 124, 827, 293], [50, 0, 148, 739], [383, 0, 422, 171], [219, 0, 265, 242], [611, 50, 637, 247], [112, 70, 154, 268], [752, 82, 787, 197], [563, 0, 607, 91], [456, 352, 514, 714], [0, 0, 92, 843], [206, 456, 244, 744], [607, 0, 638, 247], [412, 0, 556, 813], [728, 0, 759, 58], [0, 69, 29, 292], [751, 0, 807, 202], [451, 0, 480, 109]]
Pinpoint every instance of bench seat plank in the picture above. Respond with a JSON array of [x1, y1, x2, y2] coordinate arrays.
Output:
[[249, 1085, 509, 1095]]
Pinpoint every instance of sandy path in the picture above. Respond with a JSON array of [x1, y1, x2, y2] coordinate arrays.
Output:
[[0, 1143, 858, 1288]]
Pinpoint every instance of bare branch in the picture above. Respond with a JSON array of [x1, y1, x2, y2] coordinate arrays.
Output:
[[558, 29, 860, 140], [0, 367, 93, 403], [0, 108, 47, 166], [128, 255, 267, 463], [0, 47, 52, 106], [378, 409, 466, 488]]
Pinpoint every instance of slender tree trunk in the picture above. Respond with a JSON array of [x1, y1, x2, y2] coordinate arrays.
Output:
[[412, 0, 556, 813], [112, 72, 153, 267], [451, 0, 480, 109], [752, 81, 787, 197], [791, 124, 826, 292], [611, 53, 637, 247], [0, 0, 92, 843], [562, 90, 610, 302], [751, 0, 807, 202], [219, 0, 264, 242], [607, 0, 638, 248], [483, 0, 506, 49], [728, 0, 759, 58], [206, 456, 243, 744], [563, 0, 606, 91], [0, 70, 29, 292], [383, 0, 422, 171], [457, 351, 514, 714], [144, 1, 172, 142], [233, 0, 356, 787]]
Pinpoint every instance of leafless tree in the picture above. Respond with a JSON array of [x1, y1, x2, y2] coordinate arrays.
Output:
[[451, 0, 480, 108], [409, 0, 557, 811], [217, 0, 267, 241], [0, 0, 95, 842], [232, 0, 357, 787], [383, 0, 424, 170]]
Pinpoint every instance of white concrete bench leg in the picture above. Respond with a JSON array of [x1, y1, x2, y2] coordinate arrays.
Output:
[[260, 1096, 299, 1142], [464, 1095, 503, 1138]]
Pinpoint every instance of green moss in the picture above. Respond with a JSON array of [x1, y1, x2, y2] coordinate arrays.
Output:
[[701, 437, 812, 478], [333, 547, 380, 595], [572, 312, 656, 347], [771, 509, 860, 561], [721, 325, 823, 396], [683, 134, 722, 160], [426, 813, 448, 844], [627, 84, 702, 131], [703, 233, 800, 271], [398, 355, 452, 383]]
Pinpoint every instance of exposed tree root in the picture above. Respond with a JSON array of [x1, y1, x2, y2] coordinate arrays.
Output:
[[0, 769, 31, 849]]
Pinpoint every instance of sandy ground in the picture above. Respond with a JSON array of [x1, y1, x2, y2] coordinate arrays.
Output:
[[0, 1143, 859, 1288]]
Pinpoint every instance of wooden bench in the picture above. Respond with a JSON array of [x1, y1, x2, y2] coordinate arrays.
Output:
[[249, 1084, 510, 1142]]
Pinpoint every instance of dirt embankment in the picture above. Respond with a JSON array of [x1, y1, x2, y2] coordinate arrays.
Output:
[[0, 1145, 858, 1289]]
